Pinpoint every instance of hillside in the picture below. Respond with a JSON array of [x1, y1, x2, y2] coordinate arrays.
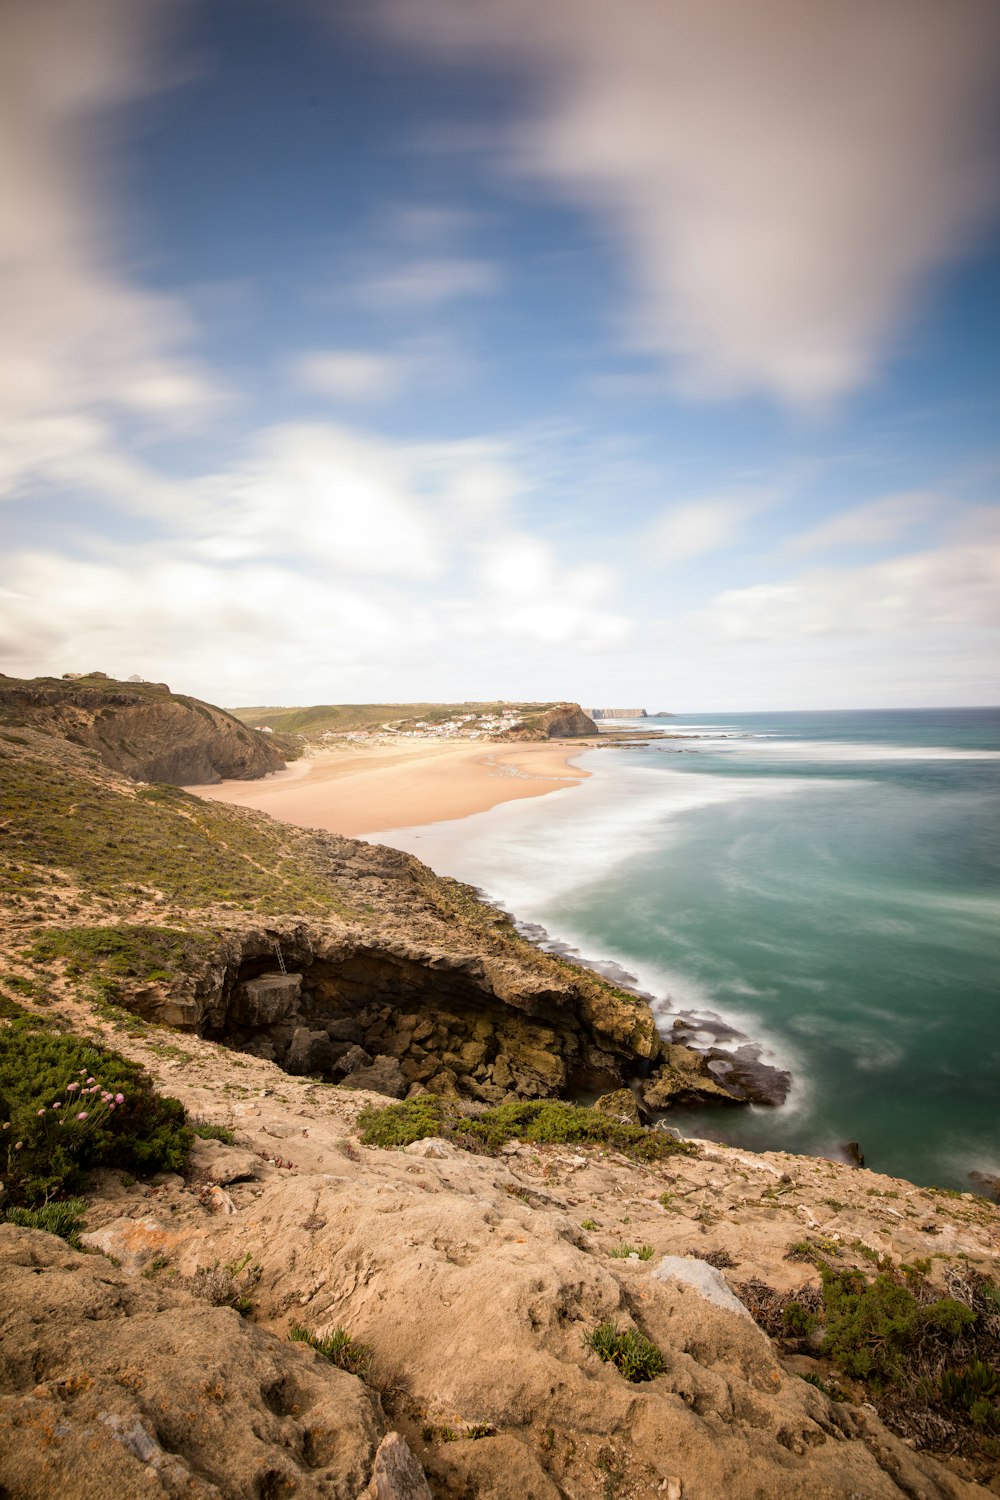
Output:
[[0, 672, 285, 784], [0, 708, 997, 1498], [230, 699, 598, 740]]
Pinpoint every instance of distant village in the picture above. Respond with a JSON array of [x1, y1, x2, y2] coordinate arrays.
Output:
[[253, 711, 526, 742]]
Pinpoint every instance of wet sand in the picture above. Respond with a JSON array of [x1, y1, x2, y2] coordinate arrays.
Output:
[[185, 738, 593, 837]]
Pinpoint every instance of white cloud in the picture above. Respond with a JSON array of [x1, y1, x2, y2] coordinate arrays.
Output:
[[0, 0, 224, 481], [292, 350, 408, 402], [707, 541, 1000, 640], [645, 494, 770, 565], [194, 424, 445, 577], [477, 534, 630, 649], [380, 0, 1000, 404], [785, 492, 943, 555], [361, 257, 502, 307]]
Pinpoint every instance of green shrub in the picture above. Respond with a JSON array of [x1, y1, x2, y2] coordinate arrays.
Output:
[[358, 1096, 698, 1162], [191, 1122, 235, 1145], [783, 1300, 820, 1336], [0, 1197, 88, 1246], [609, 1243, 654, 1260], [289, 1323, 374, 1380], [583, 1322, 665, 1382], [357, 1095, 446, 1148], [939, 1361, 1000, 1429], [0, 1023, 190, 1205], [821, 1268, 975, 1384]]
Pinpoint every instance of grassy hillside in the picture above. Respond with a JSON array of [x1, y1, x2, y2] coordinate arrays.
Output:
[[229, 701, 568, 735]]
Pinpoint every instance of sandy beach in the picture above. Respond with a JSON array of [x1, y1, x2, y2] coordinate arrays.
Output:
[[185, 738, 594, 837]]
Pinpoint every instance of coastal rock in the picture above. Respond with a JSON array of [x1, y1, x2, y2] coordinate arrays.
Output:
[[0, 672, 284, 784], [229, 973, 302, 1027], [642, 1045, 747, 1109], [968, 1170, 1000, 1203], [0, 1226, 389, 1498], [593, 1087, 643, 1124], [841, 1141, 866, 1168], [188, 1136, 259, 1185], [285, 1026, 335, 1077]]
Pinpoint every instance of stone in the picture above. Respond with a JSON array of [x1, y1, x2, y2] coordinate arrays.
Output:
[[651, 1255, 754, 1321], [362, 1431, 433, 1500], [286, 1026, 335, 1077], [334, 1044, 374, 1079], [346, 1054, 407, 1099], [593, 1088, 642, 1125], [403, 1137, 454, 1160], [841, 1141, 866, 1168], [229, 973, 302, 1027], [188, 1136, 259, 1185], [968, 1170, 1000, 1203]]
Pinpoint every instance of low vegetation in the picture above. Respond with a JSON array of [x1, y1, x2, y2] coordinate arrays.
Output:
[[741, 1262, 1000, 1460], [27, 925, 217, 1002], [0, 1197, 88, 1246], [289, 1323, 374, 1381], [357, 1096, 698, 1163], [0, 1017, 189, 1206], [583, 1322, 665, 1382], [0, 751, 360, 915]]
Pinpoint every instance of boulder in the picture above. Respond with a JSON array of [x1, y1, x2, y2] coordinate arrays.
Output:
[[285, 1026, 335, 1077], [346, 1055, 407, 1099], [362, 1431, 432, 1500], [229, 973, 302, 1027], [593, 1088, 642, 1125]]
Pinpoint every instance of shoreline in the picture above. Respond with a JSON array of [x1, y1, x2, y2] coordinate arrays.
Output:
[[185, 736, 595, 837]]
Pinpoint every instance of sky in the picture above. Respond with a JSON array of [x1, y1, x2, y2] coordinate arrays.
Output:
[[1, 0, 1000, 711]]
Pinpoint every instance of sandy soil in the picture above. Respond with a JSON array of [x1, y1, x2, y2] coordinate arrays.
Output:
[[185, 737, 595, 836]]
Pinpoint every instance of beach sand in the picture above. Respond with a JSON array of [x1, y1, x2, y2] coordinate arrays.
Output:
[[185, 738, 594, 837]]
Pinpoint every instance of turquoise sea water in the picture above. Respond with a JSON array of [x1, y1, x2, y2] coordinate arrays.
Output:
[[367, 709, 1000, 1191]]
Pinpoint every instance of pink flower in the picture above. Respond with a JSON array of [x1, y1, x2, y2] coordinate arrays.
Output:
[[78, 1070, 86, 1076], [14, 1141, 23, 1150], [86, 1077, 95, 1085], [115, 1094, 125, 1104], [76, 1111, 88, 1121], [1, 1123, 9, 1131], [107, 1102, 116, 1111], [67, 1082, 79, 1091], [36, 1108, 46, 1116]]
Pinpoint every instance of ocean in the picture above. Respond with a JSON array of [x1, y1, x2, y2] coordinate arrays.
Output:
[[366, 709, 1000, 1193]]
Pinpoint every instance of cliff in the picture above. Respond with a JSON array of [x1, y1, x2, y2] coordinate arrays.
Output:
[[0, 673, 285, 784], [0, 723, 753, 1110], [499, 702, 599, 740], [0, 712, 997, 1498]]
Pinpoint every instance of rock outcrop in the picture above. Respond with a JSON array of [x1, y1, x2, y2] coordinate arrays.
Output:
[[0, 1225, 426, 1499], [500, 702, 598, 740], [12, 1026, 993, 1500], [0, 673, 284, 783]]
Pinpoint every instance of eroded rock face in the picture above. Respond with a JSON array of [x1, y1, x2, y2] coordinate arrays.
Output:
[[0, 674, 284, 784], [0, 1226, 423, 1500]]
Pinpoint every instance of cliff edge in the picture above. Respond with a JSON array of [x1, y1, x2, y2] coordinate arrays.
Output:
[[0, 673, 285, 784]]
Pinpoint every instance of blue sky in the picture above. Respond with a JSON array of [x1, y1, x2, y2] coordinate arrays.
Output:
[[1, 0, 999, 709]]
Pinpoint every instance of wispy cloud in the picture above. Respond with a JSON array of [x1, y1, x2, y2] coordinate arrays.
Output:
[[645, 491, 776, 565], [707, 541, 1000, 640], [380, 0, 1000, 405], [361, 256, 502, 308], [784, 492, 945, 556], [292, 349, 409, 402]]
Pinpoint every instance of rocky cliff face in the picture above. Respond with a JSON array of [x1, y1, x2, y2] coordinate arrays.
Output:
[[0, 673, 284, 784], [501, 702, 599, 740]]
